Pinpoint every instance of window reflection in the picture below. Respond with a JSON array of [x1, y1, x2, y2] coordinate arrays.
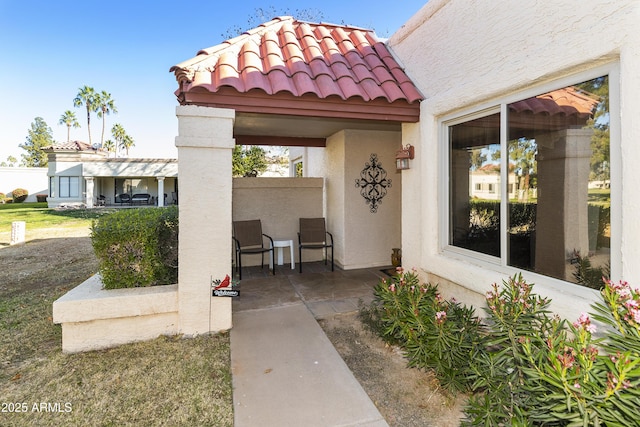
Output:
[[507, 77, 610, 286], [449, 113, 501, 257], [448, 76, 610, 288]]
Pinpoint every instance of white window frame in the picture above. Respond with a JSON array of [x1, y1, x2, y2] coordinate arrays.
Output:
[[59, 176, 80, 198], [439, 63, 621, 287]]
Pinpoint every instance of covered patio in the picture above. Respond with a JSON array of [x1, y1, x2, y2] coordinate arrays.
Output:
[[170, 16, 422, 336]]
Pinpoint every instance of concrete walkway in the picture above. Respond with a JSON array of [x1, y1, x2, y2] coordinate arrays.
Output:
[[230, 264, 389, 426]]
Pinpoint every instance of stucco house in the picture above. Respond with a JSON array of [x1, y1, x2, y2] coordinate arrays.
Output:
[[54, 0, 640, 352], [45, 141, 178, 208]]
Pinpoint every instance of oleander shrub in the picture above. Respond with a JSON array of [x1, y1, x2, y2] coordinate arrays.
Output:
[[36, 194, 48, 202], [91, 206, 178, 289], [363, 270, 640, 425], [11, 188, 28, 203], [361, 268, 485, 393], [464, 274, 555, 424]]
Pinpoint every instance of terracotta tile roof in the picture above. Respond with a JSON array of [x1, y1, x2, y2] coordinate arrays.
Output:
[[510, 87, 599, 119], [171, 16, 422, 116], [45, 141, 100, 151]]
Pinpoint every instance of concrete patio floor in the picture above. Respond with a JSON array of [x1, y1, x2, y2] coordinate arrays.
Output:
[[230, 262, 391, 426], [232, 261, 384, 317]]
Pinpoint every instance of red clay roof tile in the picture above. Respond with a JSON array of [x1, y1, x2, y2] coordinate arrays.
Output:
[[171, 16, 423, 105]]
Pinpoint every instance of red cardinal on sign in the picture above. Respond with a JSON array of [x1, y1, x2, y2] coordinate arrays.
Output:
[[214, 274, 231, 290]]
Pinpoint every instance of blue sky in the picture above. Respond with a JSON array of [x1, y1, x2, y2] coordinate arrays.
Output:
[[0, 0, 426, 162]]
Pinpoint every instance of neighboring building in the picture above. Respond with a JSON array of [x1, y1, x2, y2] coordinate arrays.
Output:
[[469, 165, 517, 201], [45, 141, 177, 208]]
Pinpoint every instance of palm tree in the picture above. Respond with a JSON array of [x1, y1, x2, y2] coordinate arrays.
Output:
[[102, 139, 116, 157], [58, 110, 80, 143], [73, 86, 98, 145], [96, 91, 117, 146], [120, 134, 135, 156], [111, 123, 125, 157], [111, 123, 134, 157]]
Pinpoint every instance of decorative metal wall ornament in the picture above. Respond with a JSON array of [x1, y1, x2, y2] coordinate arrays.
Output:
[[355, 153, 392, 213]]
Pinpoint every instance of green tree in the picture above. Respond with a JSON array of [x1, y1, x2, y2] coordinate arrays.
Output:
[[96, 90, 117, 146], [232, 145, 268, 177], [58, 110, 80, 143], [111, 123, 135, 156], [19, 117, 53, 167], [0, 155, 18, 167], [509, 138, 537, 200], [120, 134, 135, 156], [577, 77, 610, 182], [103, 139, 116, 157], [73, 85, 98, 144], [469, 149, 487, 171]]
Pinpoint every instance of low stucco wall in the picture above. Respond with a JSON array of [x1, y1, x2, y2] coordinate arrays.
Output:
[[53, 275, 179, 353], [232, 177, 324, 266], [0, 167, 48, 202]]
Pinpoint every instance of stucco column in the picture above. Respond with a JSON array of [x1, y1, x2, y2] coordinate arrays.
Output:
[[175, 105, 235, 336], [535, 128, 593, 280], [85, 177, 94, 208], [157, 177, 165, 207]]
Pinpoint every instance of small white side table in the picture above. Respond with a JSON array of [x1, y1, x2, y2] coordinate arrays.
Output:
[[270, 239, 295, 269]]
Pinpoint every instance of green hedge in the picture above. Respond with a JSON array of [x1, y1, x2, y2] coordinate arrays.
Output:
[[91, 206, 178, 289]]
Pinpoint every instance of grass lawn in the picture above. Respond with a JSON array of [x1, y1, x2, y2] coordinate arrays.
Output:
[[0, 204, 233, 426]]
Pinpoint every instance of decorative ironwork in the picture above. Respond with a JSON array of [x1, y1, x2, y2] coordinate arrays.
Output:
[[355, 153, 392, 213]]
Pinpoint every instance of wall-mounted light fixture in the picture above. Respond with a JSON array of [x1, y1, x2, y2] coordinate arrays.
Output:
[[395, 144, 415, 170]]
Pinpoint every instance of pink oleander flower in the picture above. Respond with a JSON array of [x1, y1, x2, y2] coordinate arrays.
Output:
[[557, 350, 576, 369], [435, 311, 447, 325], [573, 312, 597, 333], [389, 283, 396, 293]]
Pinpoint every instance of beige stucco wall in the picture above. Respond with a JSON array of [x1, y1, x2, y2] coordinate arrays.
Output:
[[52, 275, 179, 353], [390, 0, 640, 320], [176, 105, 234, 336], [326, 129, 402, 269], [232, 177, 324, 266]]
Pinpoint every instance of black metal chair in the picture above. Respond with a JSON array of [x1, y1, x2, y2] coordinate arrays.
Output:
[[298, 218, 334, 273], [118, 194, 131, 205], [232, 220, 275, 280]]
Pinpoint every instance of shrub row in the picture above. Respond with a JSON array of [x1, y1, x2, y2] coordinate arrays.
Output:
[[91, 206, 178, 289], [469, 200, 610, 246], [361, 269, 640, 425]]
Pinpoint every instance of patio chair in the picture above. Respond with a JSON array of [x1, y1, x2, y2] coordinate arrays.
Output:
[[232, 220, 275, 280], [118, 194, 131, 205], [298, 218, 334, 273]]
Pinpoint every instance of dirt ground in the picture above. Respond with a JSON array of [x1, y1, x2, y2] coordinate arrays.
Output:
[[0, 226, 98, 298], [319, 313, 467, 426]]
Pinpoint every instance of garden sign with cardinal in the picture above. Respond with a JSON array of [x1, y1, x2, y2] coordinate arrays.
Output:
[[211, 274, 240, 297]]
